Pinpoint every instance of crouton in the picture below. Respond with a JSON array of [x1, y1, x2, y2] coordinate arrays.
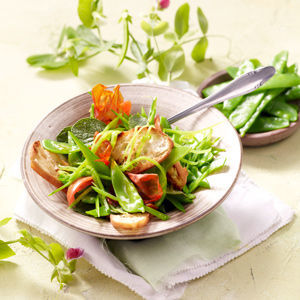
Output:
[[110, 213, 150, 230], [111, 127, 173, 173], [30, 141, 68, 188]]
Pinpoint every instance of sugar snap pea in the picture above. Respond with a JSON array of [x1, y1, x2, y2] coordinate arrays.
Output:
[[264, 96, 298, 122], [285, 85, 300, 100], [111, 161, 145, 213], [248, 116, 289, 133]]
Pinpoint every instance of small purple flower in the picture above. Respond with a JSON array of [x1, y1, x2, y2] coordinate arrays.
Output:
[[158, 0, 170, 10], [66, 247, 84, 260]]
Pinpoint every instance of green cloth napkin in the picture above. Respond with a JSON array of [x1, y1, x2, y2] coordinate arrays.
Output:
[[107, 207, 240, 290]]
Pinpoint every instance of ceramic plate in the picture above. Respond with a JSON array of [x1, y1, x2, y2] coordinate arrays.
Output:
[[197, 70, 300, 147], [21, 84, 242, 240]]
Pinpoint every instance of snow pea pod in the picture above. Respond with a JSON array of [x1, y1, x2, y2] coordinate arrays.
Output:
[[255, 73, 300, 91], [272, 50, 288, 73], [264, 96, 298, 122], [238, 88, 284, 137], [229, 92, 265, 129], [68, 132, 83, 166], [69, 132, 110, 177], [111, 161, 145, 213], [285, 85, 300, 100], [248, 116, 289, 133], [42, 139, 79, 154]]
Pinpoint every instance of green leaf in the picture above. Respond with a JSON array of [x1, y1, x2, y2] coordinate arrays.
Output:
[[49, 243, 65, 265], [26, 54, 68, 70], [197, 7, 208, 35], [141, 20, 153, 36], [51, 269, 58, 282], [56, 126, 72, 143], [161, 146, 190, 170], [128, 113, 148, 128], [157, 46, 185, 81], [0, 241, 16, 260], [32, 236, 49, 251], [191, 36, 208, 63], [68, 259, 77, 273], [174, 3, 190, 39], [164, 32, 177, 42], [0, 217, 11, 227], [77, 0, 101, 28], [71, 118, 106, 143], [68, 57, 79, 76], [152, 21, 169, 36]]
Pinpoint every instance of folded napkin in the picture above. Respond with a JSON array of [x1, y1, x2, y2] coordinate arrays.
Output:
[[13, 168, 293, 300]]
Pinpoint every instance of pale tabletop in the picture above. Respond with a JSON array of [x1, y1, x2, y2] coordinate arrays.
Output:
[[1, 0, 300, 299]]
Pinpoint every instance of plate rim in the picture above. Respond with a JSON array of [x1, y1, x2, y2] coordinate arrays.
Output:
[[21, 83, 242, 239]]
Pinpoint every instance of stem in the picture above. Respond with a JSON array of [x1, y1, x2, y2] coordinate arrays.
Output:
[[108, 49, 138, 63], [0, 239, 20, 245], [31, 244, 52, 264], [96, 26, 103, 44]]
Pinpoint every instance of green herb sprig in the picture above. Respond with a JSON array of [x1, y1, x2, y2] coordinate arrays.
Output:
[[0, 218, 83, 289], [27, 0, 216, 81]]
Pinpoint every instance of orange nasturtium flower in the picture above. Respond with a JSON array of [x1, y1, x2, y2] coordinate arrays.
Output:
[[91, 84, 131, 124]]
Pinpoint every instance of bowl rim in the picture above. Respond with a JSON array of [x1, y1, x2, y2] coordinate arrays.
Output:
[[21, 83, 242, 239]]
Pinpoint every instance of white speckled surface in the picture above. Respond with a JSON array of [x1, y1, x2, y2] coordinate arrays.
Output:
[[1, 0, 300, 299]]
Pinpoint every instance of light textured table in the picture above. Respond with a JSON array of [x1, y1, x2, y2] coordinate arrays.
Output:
[[1, 0, 300, 299]]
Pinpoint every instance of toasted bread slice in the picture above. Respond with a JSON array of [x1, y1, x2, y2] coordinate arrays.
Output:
[[111, 126, 173, 173], [167, 161, 188, 190], [30, 141, 68, 188], [110, 213, 150, 230]]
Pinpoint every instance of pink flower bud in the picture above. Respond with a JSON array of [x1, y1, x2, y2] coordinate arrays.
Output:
[[158, 0, 170, 10], [66, 247, 84, 260]]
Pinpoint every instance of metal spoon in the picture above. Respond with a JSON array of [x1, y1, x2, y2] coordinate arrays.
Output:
[[167, 66, 276, 124]]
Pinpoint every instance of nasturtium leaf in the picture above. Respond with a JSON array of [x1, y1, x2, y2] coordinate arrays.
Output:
[[191, 36, 208, 63], [0, 241, 15, 260], [197, 7, 208, 35], [174, 3, 190, 39], [157, 46, 185, 81]]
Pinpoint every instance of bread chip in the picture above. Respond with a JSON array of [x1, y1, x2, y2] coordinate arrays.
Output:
[[110, 213, 150, 230], [30, 141, 68, 188], [111, 127, 173, 173], [167, 161, 188, 190]]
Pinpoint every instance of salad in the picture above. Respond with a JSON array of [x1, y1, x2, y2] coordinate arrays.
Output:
[[30, 84, 226, 230]]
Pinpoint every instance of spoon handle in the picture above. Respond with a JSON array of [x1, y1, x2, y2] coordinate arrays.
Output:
[[167, 66, 276, 124]]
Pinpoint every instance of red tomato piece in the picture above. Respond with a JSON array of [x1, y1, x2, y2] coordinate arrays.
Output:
[[67, 176, 93, 206], [127, 173, 163, 202]]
